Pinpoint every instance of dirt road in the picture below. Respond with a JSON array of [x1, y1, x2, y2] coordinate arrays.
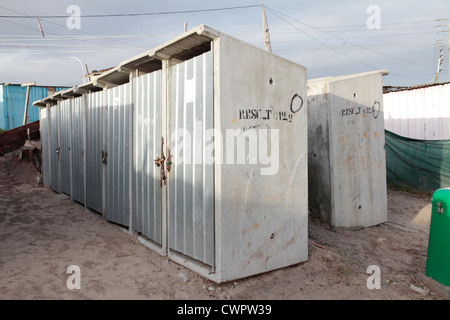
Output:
[[0, 152, 441, 300]]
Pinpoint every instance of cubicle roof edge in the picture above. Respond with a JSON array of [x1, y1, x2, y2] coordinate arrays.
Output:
[[95, 24, 220, 85], [32, 25, 222, 107], [308, 70, 390, 85]]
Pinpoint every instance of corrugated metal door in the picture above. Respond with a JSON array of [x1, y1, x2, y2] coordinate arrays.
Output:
[[132, 71, 163, 243], [71, 96, 85, 204], [86, 91, 104, 213], [40, 106, 50, 187], [59, 99, 72, 195], [106, 84, 131, 227], [49, 104, 60, 192], [168, 51, 215, 267]]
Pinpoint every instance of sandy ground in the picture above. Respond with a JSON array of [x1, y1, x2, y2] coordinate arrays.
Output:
[[0, 151, 442, 300]]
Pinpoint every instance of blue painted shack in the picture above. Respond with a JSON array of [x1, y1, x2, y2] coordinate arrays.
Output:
[[0, 83, 69, 130]]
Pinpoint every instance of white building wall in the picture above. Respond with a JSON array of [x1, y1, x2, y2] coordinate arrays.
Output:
[[384, 83, 450, 140]]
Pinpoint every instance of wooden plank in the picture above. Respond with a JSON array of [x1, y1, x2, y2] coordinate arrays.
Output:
[[0, 121, 40, 155]]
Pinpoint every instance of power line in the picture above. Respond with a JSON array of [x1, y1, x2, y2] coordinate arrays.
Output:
[[265, 6, 433, 70], [0, 17, 59, 36], [265, 7, 430, 81], [0, 5, 149, 50], [0, 5, 260, 19], [264, 8, 382, 70]]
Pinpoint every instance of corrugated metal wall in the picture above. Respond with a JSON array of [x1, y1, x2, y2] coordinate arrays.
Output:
[[40, 106, 50, 187], [0, 86, 5, 129], [168, 51, 215, 267], [106, 84, 131, 227], [1, 85, 68, 130], [86, 91, 104, 213], [37, 50, 215, 268], [49, 104, 60, 192], [384, 83, 450, 140], [59, 99, 72, 195], [71, 96, 85, 204], [133, 70, 163, 244]]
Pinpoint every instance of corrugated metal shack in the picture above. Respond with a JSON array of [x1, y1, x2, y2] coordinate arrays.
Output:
[[0, 84, 69, 130], [384, 81, 450, 140], [33, 25, 309, 284]]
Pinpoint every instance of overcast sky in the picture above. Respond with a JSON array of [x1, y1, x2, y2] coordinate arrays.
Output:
[[0, 0, 449, 87]]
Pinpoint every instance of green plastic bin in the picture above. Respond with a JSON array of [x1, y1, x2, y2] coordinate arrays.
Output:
[[425, 188, 450, 287]]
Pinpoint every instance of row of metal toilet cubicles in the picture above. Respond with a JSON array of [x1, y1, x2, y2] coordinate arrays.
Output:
[[34, 25, 387, 284], [39, 52, 215, 266]]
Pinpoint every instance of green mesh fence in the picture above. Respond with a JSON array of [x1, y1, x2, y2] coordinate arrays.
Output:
[[385, 130, 450, 192]]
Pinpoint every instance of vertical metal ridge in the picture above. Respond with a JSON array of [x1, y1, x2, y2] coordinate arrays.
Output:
[[68, 99, 73, 199], [57, 102, 61, 194], [117, 86, 122, 224], [145, 74, 150, 238], [201, 53, 207, 262], [151, 72, 157, 240], [82, 94, 87, 209], [129, 72, 134, 234], [183, 60, 188, 254], [40, 106, 50, 187]]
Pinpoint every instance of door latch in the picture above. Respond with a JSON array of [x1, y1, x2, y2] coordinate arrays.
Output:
[[154, 137, 167, 187]]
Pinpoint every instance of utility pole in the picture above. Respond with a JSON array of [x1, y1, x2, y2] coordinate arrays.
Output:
[[21, 81, 36, 126], [260, 0, 272, 53], [435, 49, 443, 83]]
